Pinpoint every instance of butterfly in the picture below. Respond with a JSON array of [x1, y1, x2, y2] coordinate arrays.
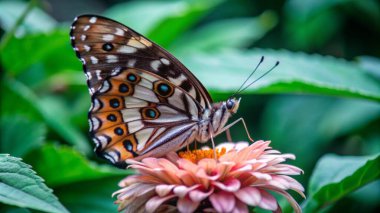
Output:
[[70, 15, 251, 167]]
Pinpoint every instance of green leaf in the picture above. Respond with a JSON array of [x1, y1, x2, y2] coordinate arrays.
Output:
[[0, 116, 46, 157], [104, 0, 224, 47], [25, 144, 131, 187], [170, 11, 278, 53], [303, 154, 380, 212], [4, 78, 91, 154], [0, 1, 56, 35], [357, 56, 380, 79], [180, 49, 380, 101], [0, 154, 68, 213]]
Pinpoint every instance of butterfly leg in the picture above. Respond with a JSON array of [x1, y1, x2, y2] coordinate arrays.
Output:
[[219, 117, 254, 142], [209, 130, 217, 160], [226, 129, 233, 142]]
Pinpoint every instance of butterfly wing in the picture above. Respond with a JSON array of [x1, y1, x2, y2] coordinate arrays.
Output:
[[70, 14, 212, 108], [70, 15, 209, 166], [88, 68, 202, 167]]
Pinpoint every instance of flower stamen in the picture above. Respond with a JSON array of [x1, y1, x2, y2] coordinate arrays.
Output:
[[179, 148, 226, 163]]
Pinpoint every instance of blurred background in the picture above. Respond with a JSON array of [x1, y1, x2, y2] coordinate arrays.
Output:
[[1, 0, 379, 212]]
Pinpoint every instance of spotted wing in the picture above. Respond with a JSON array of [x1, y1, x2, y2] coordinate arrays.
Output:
[[86, 67, 204, 167], [70, 14, 212, 109]]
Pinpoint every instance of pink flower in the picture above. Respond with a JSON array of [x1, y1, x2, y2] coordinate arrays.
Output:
[[113, 140, 305, 213]]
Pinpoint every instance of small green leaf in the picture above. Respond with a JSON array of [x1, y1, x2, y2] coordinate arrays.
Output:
[[25, 144, 131, 187], [180, 49, 380, 101], [303, 154, 380, 212], [0, 116, 46, 157], [171, 11, 278, 53], [0, 154, 68, 213]]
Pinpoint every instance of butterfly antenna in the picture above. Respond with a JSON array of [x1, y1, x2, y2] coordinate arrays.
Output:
[[231, 56, 264, 97], [237, 61, 280, 95]]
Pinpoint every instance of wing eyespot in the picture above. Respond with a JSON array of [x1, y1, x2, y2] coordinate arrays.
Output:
[[154, 81, 174, 97], [110, 98, 121, 108], [102, 43, 114, 51], [125, 71, 141, 84], [141, 107, 160, 120]]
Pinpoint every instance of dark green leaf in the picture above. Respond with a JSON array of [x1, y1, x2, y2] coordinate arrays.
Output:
[[0, 154, 68, 213]]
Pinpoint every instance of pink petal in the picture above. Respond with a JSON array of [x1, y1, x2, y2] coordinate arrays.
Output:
[[189, 187, 214, 202], [196, 167, 221, 181], [265, 186, 302, 213], [177, 197, 200, 213], [145, 195, 176, 213], [213, 178, 241, 192], [158, 158, 179, 172], [234, 187, 261, 206], [156, 184, 175, 197], [257, 190, 278, 211], [177, 159, 199, 173], [233, 200, 249, 213], [177, 170, 196, 186], [250, 172, 272, 181], [198, 158, 217, 171], [173, 184, 201, 198], [209, 191, 235, 212]]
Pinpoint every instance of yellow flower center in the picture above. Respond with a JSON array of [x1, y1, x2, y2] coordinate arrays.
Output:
[[179, 148, 226, 163]]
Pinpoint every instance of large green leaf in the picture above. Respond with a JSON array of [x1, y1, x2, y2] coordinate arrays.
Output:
[[179, 49, 380, 101], [0, 116, 46, 157], [25, 144, 131, 187], [170, 11, 278, 53], [303, 154, 380, 212], [104, 0, 224, 47], [0, 154, 68, 213]]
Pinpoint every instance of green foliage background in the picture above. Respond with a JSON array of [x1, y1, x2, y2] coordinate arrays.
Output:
[[1, 0, 379, 212]]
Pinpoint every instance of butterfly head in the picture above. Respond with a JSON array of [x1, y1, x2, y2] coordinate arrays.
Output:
[[226, 97, 241, 114]]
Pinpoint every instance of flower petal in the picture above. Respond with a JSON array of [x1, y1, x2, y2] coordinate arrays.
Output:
[[233, 200, 249, 213], [213, 178, 241, 192], [145, 195, 176, 213], [156, 184, 175, 197], [234, 187, 261, 206], [209, 191, 235, 212], [177, 197, 200, 213], [189, 187, 214, 202], [257, 190, 278, 211], [173, 184, 201, 198]]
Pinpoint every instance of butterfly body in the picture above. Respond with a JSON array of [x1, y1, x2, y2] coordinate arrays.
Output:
[[70, 15, 240, 167]]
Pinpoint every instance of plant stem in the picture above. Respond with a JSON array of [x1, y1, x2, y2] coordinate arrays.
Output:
[[0, 0, 38, 51]]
